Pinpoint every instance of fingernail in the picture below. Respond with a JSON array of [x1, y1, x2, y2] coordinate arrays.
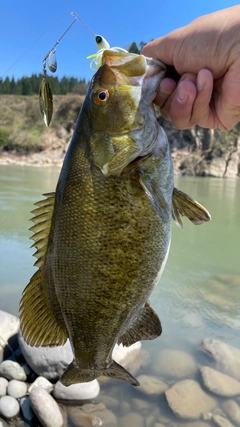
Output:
[[177, 85, 189, 103]]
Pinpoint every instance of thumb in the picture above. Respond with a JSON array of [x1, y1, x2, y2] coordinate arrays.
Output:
[[141, 35, 176, 66]]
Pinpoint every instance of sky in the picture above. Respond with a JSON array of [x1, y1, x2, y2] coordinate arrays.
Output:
[[0, 0, 239, 82]]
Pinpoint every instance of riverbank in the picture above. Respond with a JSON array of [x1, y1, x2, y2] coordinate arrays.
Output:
[[0, 95, 239, 177]]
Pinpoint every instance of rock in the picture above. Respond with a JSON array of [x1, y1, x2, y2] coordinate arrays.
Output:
[[216, 274, 240, 286], [0, 395, 20, 419], [153, 349, 197, 379], [7, 379, 27, 398], [212, 414, 234, 427], [222, 400, 240, 426], [182, 313, 204, 329], [29, 387, 63, 427], [69, 410, 103, 427], [113, 342, 148, 375], [0, 310, 19, 361], [119, 412, 144, 427], [136, 375, 168, 395], [28, 376, 54, 393], [201, 366, 240, 396], [201, 338, 240, 381], [20, 397, 34, 423], [97, 395, 119, 410], [53, 379, 100, 401], [0, 378, 8, 397], [171, 423, 211, 427], [18, 332, 73, 380], [165, 379, 217, 420], [132, 398, 151, 413], [81, 403, 117, 426], [0, 360, 27, 381]]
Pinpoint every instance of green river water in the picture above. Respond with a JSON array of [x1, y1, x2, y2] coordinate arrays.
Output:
[[0, 164, 240, 426]]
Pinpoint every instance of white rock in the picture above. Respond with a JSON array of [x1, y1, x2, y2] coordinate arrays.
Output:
[[201, 366, 240, 397], [28, 376, 54, 393], [29, 386, 63, 427], [0, 310, 19, 361], [18, 332, 73, 380], [0, 360, 26, 381], [0, 378, 8, 397], [0, 395, 20, 419], [7, 379, 27, 398], [53, 379, 100, 400], [20, 397, 34, 422]]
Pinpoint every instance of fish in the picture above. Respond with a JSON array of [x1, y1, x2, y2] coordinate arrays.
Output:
[[20, 50, 211, 387]]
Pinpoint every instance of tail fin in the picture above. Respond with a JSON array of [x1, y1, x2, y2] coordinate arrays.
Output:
[[60, 360, 139, 387]]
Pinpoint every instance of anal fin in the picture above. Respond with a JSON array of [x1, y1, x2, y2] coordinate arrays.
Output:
[[118, 301, 162, 347], [172, 187, 211, 228], [60, 360, 139, 387], [20, 269, 68, 347]]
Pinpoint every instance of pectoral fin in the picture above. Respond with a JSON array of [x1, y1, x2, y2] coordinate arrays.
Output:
[[118, 301, 162, 347], [138, 172, 169, 222], [172, 187, 211, 228]]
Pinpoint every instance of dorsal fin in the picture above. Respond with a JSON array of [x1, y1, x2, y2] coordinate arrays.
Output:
[[20, 192, 68, 347]]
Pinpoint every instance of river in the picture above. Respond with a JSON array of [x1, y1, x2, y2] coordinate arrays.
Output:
[[0, 164, 240, 426]]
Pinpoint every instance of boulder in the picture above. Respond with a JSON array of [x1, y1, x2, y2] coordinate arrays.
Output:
[[153, 348, 197, 379], [201, 366, 240, 396], [165, 379, 217, 420], [201, 338, 240, 381]]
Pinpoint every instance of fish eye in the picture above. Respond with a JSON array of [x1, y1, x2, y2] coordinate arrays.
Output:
[[93, 89, 109, 105]]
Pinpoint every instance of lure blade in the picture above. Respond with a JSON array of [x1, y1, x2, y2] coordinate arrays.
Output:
[[48, 51, 57, 73], [39, 78, 53, 127]]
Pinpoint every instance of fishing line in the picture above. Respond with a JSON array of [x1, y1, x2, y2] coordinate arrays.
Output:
[[0, 12, 69, 81]]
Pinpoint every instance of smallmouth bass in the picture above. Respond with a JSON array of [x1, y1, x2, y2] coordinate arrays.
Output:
[[20, 50, 210, 386]]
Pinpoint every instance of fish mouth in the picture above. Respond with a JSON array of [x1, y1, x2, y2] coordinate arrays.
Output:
[[100, 50, 166, 85]]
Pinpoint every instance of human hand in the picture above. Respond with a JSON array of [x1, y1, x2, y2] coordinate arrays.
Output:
[[142, 6, 240, 130]]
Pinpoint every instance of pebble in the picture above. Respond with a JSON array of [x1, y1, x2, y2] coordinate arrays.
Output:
[[28, 376, 54, 393], [201, 366, 240, 396], [212, 414, 234, 427], [0, 378, 8, 397], [29, 386, 63, 427], [136, 374, 168, 395], [201, 338, 240, 381], [153, 348, 197, 379], [0, 395, 20, 419], [53, 379, 100, 400], [165, 379, 217, 420], [7, 379, 27, 398], [222, 400, 240, 426], [0, 360, 27, 381]]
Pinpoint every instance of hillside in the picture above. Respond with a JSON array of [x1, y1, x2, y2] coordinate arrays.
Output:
[[0, 94, 239, 177]]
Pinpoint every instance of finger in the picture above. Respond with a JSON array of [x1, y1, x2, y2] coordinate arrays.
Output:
[[154, 78, 177, 107], [191, 69, 214, 128], [160, 73, 197, 129]]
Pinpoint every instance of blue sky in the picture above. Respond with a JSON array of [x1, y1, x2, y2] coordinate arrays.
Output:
[[0, 0, 239, 82]]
